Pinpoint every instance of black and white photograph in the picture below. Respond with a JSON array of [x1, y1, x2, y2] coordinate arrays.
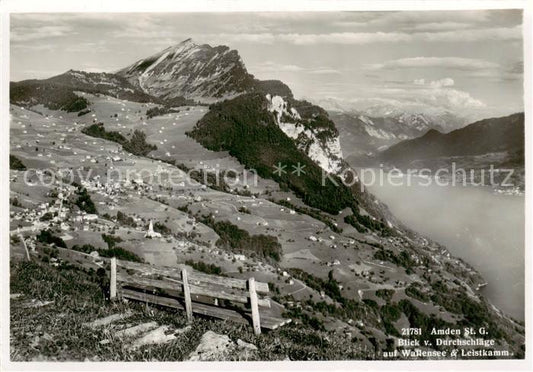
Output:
[[2, 0, 532, 369]]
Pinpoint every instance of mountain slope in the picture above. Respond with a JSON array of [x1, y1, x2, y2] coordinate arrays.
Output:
[[116, 40, 395, 230], [188, 92, 354, 214], [188, 92, 395, 235], [117, 39, 256, 103], [380, 112, 524, 164], [10, 70, 156, 111]]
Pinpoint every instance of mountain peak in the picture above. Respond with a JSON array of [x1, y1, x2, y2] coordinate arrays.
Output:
[[117, 39, 254, 103], [162, 38, 199, 53]]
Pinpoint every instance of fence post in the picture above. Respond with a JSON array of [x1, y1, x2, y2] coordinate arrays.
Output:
[[19, 233, 30, 261], [248, 277, 261, 335], [110, 257, 117, 300], [182, 268, 193, 323]]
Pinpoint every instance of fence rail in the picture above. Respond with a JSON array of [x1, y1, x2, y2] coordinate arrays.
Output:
[[54, 247, 290, 334]]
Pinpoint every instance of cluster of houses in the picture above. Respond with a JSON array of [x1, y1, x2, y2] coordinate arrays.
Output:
[[10, 182, 116, 240]]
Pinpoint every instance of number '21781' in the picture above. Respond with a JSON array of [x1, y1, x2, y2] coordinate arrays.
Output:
[[401, 328, 421, 336]]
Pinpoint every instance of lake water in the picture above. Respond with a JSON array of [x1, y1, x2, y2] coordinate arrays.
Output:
[[365, 174, 524, 320]]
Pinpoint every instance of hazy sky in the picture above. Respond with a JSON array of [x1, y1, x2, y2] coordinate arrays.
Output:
[[11, 11, 523, 118]]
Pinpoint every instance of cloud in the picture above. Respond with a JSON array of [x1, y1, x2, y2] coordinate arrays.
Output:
[[369, 57, 499, 70], [10, 43, 57, 51], [202, 24, 521, 46], [375, 58, 522, 83], [508, 61, 523, 74], [328, 78, 486, 113], [425, 88, 485, 109], [11, 13, 160, 43], [403, 88, 485, 110], [332, 11, 492, 29], [283, 32, 410, 45], [329, 11, 522, 41], [307, 69, 341, 75], [414, 78, 455, 88], [11, 12, 521, 49], [215, 31, 409, 45], [368, 11, 494, 26], [400, 77, 484, 109], [11, 69, 65, 80], [252, 61, 304, 73], [430, 78, 454, 88], [404, 22, 474, 32], [251, 61, 340, 75], [11, 25, 74, 42], [417, 25, 522, 42], [370, 57, 522, 83], [313, 89, 485, 119]]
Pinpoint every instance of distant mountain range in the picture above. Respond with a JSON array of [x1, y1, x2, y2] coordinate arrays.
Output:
[[315, 97, 469, 133], [321, 98, 469, 166], [375, 112, 525, 190], [380, 112, 524, 164], [329, 110, 467, 166]]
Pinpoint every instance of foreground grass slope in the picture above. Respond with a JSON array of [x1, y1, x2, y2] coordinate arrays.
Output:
[[10, 259, 369, 361]]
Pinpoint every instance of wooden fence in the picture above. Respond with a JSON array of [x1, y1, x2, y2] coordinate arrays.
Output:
[[54, 247, 290, 334]]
